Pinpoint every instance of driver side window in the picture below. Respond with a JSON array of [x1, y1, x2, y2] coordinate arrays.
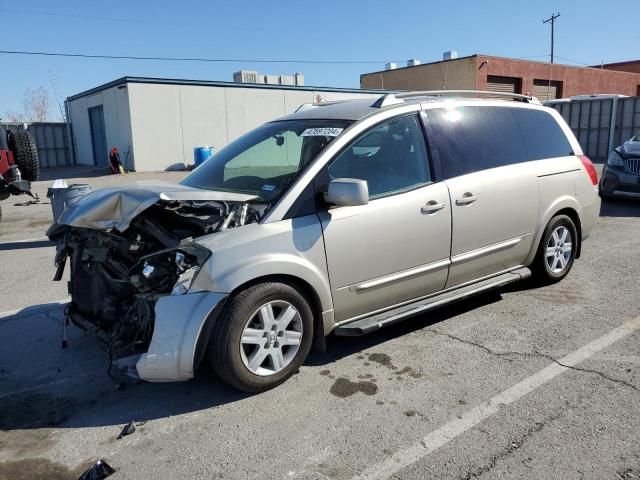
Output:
[[328, 114, 431, 198]]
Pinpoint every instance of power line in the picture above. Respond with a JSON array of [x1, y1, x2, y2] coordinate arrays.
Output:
[[554, 56, 592, 67], [0, 7, 161, 24], [0, 49, 400, 65], [0, 47, 595, 70]]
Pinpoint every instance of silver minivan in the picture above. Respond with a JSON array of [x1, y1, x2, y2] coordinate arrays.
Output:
[[49, 91, 600, 392]]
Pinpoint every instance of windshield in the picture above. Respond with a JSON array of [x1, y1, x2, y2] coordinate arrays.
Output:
[[181, 119, 351, 202]]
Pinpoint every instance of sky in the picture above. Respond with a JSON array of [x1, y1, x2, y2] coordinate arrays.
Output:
[[1, 0, 638, 120]]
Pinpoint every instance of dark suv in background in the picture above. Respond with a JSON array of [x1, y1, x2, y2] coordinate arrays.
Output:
[[600, 132, 640, 200]]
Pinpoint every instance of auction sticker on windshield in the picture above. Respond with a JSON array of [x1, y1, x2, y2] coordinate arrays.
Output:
[[301, 127, 344, 137]]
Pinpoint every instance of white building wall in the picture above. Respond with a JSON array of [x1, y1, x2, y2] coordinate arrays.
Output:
[[67, 85, 133, 168], [67, 96, 96, 166], [71, 81, 379, 172], [127, 83, 184, 172], [101, 87, 134, 169], [176, 85, 228, 168], [284, 90, 316, 113]]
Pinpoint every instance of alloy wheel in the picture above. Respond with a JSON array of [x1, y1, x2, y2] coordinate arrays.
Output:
[[545, 225, 573, 273], [240, 300, 303, 376]]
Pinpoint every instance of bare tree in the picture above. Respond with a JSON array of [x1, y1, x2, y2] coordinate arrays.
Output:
[[3, 87, 51, 123], [23, 87, 49, 122], [3, 111, 27, 123]]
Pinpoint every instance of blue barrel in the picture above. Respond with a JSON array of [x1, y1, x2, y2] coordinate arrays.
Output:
[[194, 147, 213, 167]]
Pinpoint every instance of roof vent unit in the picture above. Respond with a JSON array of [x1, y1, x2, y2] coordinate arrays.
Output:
[[407, 59, 421, 67], [233, 70, 259, 83], [385, 62, 397, 71], [279, 75, 295, 86], [443, 51, 458, 61]]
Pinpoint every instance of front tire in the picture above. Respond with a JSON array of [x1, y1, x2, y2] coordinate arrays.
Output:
[[208, 282, 314, 392], [532, 214, 578, 284]]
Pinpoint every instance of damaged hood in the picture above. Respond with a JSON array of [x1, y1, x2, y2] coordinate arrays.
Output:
[[57, 180, 258, 232]]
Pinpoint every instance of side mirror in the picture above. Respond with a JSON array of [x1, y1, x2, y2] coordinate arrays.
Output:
[[326, 178, 369, 207]]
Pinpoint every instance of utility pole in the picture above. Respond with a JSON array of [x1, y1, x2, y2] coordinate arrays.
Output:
[[542, 13, 560, 63]]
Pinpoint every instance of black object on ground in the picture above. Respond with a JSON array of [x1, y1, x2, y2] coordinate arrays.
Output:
[[77, 459, 115, 480], [116, 421, 136, 439]]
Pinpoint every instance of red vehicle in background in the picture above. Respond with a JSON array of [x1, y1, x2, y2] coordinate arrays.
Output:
[[0, 127, 39, 221]]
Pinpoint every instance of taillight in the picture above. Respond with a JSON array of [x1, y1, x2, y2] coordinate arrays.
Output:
[[579, 155, 598, 185]]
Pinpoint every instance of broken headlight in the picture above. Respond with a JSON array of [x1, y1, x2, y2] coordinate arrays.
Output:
[[130, 242, 210, 295], [172, 265, 200, 295], [171, 243, 211, 295]]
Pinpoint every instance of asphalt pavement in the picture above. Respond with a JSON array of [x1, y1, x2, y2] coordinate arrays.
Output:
[[0, 167, 639, 480]]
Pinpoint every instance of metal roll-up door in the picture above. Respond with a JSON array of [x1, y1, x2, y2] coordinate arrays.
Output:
[[486, 75, 521, 94], [533, 80, 562, 101]]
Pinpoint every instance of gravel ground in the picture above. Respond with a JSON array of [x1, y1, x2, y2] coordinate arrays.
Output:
[[0, 166, 639, 480]]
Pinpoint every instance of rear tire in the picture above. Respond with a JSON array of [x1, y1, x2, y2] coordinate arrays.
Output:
[[208, 282, 314, 392], [7, 130, 40, 181], [531, 214, 578, 284]]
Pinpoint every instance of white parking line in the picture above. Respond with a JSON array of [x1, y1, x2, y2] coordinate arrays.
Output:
[[352, 315, 640, 480], [0, 298, 70, 320], [544, 352, 640, 365]]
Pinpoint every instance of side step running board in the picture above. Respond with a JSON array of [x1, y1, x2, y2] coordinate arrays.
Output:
[[334, 267, 531, 336]]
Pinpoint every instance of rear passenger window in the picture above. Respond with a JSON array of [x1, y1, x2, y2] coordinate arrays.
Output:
[[512, 108, 573, 161], [426, 106, 573, 179]]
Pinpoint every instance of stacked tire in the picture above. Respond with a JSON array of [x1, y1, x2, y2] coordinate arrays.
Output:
[[7, 130, 40, 181]]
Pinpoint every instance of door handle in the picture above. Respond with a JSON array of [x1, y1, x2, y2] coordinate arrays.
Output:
[[455, 192, 477, 206], [421, 201, 446, 214]]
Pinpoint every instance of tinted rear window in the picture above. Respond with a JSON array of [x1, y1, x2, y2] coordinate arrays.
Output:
[[426, 106, 573, 178]]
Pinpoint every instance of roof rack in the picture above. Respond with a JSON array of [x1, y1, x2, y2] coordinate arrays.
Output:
[[294, 99, 352, 113], [372, 90, 540, 108]]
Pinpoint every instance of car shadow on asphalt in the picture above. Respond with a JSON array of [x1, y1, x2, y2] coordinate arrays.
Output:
[[0, 240, 53, 251], [308, 292, 503, 367], [599, 198, 640, 217], [0, 303, 246, 432], [0, 294, 503, 432]]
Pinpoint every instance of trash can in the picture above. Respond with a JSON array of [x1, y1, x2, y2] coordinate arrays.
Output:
[[194, 146, 213, 168], [47, 183, 92, 223]]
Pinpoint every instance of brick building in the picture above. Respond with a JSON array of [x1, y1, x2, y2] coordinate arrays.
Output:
[[361, 54, 640, 100], [597, 59, 640, 75]]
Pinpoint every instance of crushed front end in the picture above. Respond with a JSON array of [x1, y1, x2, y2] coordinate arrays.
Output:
[[47, 181, 262, 380]]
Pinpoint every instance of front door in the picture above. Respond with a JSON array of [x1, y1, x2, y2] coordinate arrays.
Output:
[[318, 114, 452, 322], [88, 105, 108, 166]]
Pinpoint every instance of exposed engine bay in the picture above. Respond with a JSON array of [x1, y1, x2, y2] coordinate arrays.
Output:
[[48, 192, 264, 363]]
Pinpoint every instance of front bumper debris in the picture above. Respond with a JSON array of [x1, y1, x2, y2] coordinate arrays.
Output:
[[135, 291, 228, 382]]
